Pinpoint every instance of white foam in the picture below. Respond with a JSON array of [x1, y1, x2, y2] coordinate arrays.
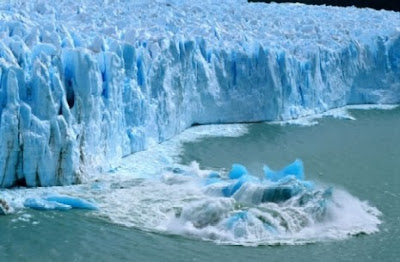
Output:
[[88, 172, 381, 245], [101, 124, 248, 180], [345, 104, 399, 110]]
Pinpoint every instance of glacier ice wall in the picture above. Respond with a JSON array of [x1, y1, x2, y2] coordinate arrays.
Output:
[[0, 0, 399, 187]]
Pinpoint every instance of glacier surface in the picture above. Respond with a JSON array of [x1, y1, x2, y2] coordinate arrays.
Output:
[[0, 0, 399, 187]]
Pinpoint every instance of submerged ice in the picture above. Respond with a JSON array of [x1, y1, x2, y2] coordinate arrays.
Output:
[[0, 0, 400, 187]]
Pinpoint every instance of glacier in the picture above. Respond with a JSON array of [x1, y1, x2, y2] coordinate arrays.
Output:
[[0, 0, 399, 187]]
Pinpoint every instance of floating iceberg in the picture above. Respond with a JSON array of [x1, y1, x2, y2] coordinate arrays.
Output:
[[24, 195, 98, 211], [24, 197, 72, 211], [44, 195, 98, 210], [0, 0, 399, 187]]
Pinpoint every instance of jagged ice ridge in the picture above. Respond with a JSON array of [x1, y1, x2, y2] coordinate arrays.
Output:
[[0, 0, 399, 187]]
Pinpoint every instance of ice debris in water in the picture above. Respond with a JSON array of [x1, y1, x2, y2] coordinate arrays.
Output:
[[169, 159, 333, 240], [216, 159, 316, 202], [24, 198, 72, 211], [24, 194, 98, 211], [0, 198, 12, 215], [1, 0, 400, 187]]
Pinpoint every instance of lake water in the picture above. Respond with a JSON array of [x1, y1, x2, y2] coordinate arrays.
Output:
[[1, 107, 399, 262]]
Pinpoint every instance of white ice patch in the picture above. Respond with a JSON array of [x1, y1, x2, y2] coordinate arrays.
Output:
[[95, 124, 248, 181], [270, 104, 399, 126]]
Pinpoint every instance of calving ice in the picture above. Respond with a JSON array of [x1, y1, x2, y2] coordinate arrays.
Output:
[[148, 160, 378, 244], [0, 0, 399, 188], [174, 159, 333, 240], [0, 156, 382, 245]]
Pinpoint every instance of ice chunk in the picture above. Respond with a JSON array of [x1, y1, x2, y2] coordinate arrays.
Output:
[[223, 211, 267, 239], [228, 164, 249, 179], [24, 198, 72, 211], [44, 195, 98, 210], [261, 185, 297, 203], [179, 198, 234, 228], [264, 159, 305, 182], [203, 172, 222, 186], [225, 211, 248, 230], [222, 174, 259, 197]]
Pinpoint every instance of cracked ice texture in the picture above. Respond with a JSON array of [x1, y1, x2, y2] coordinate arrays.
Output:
[[0, 0, 399, 187]]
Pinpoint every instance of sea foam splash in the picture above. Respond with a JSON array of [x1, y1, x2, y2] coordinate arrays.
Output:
[[89, 161, 381, 245], [0, 121, 382, 246]]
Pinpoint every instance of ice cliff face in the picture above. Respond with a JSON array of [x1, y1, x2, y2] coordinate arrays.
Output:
[[0, 0, 399, 187]]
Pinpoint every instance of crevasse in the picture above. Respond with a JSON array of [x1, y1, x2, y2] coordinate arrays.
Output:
[[0, 0, 399, 187]]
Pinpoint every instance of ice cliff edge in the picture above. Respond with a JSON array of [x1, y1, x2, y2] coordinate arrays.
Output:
[[0, 0, 399, 187]]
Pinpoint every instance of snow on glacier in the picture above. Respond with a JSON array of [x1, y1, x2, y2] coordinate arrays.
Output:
[[0, 0, 399, 187]]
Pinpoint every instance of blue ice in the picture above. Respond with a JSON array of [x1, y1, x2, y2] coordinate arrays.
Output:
[[203, 172, 223, 186], [24, 198, 72, 211], [44, 195, 98, 210], [222, 174, 259, 197], [205, 160, 320, 204], [225, 211, 248, 230], [23, 195, 98, 211], [228, 164, 249, 179], [264, 159, 305, 182]]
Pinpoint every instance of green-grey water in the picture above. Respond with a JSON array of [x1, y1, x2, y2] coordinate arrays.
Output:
[[1, 108, 399, 262]]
